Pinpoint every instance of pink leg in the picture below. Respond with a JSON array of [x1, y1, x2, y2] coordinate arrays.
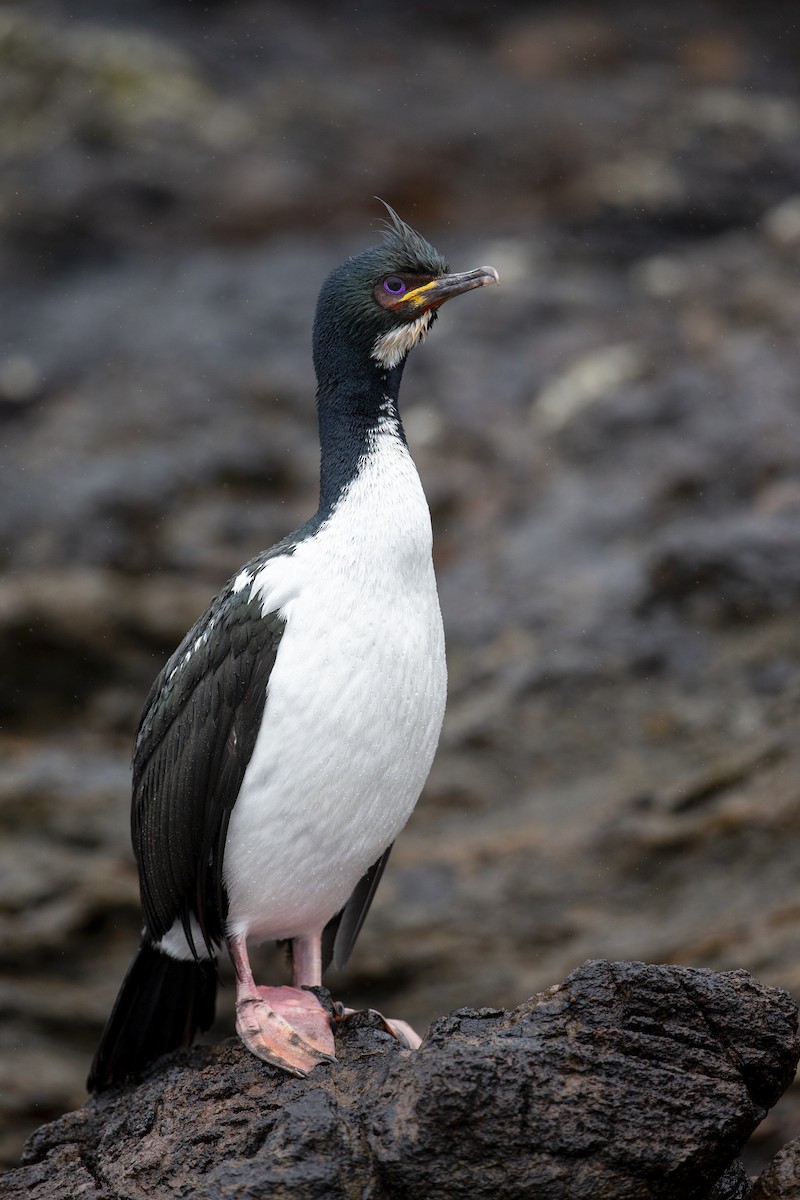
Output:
[[229, 934, 335, 1076], [288, 936, 423, 1048], [292, 934, 322, 988]]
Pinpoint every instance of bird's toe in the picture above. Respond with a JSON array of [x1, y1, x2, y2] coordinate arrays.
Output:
[[333, 1003, 422, 1049]]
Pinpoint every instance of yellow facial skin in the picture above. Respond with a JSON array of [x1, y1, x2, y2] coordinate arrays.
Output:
[[400, 278, 446, 310], [386, 265, 500, 317]]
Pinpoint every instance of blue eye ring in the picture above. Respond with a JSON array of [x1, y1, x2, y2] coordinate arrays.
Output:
[[383, 276, 406, 296]]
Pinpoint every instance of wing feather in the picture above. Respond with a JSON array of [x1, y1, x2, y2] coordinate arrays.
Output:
[[321, 844, 394, 973], [131, 576, 285, 955]]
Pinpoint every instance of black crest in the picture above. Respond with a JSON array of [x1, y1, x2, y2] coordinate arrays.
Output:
[[376, 200, 449, 277]]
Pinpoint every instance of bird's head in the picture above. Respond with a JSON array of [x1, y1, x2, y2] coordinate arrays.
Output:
[[313, 205, 499, 387]]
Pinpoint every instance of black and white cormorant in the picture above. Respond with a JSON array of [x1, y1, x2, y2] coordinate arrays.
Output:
[[88, 206, 499, 1089]]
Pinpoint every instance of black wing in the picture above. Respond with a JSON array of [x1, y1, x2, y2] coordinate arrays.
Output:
[[321, 843, 394, 972], [132, 575, 284, 956]]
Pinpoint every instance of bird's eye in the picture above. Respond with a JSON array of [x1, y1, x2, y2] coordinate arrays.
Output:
[[383, 276, 406, 296]]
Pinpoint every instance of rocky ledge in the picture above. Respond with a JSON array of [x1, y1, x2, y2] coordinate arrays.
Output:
[[3, 960, 799, 1200]]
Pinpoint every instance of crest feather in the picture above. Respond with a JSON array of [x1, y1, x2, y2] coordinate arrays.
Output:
[[374, 199, 448, 276]]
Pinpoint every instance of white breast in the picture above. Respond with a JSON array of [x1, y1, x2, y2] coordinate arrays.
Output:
[[223, 422, 447, 943]]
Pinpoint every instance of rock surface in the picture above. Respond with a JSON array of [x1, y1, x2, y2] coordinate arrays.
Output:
[[751, 1137, 800, 1199], [2, 961, 799, 1200]]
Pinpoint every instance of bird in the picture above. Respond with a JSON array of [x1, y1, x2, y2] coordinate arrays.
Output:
[[87, 205, 499, 1090]]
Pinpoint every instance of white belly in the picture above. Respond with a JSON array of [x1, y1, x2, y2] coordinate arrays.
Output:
[[223, 427, 447, 943]]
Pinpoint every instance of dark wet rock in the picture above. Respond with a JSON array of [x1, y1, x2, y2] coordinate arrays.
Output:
[[0, 569, 215, 729], [3, 961, 798, 1200], [644, 517, 800, 623], [709, 1162, 753, 1199], [751, 1136, 800, 1198]]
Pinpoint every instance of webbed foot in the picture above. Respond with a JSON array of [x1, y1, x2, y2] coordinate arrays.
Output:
[[236, 985, 335, 1076]]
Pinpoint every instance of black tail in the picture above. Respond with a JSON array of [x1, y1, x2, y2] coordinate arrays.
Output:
[[87, 941, 217, 1093]]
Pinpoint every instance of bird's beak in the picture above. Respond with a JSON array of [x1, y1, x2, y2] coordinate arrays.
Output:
[[399, 265, 500, 314]]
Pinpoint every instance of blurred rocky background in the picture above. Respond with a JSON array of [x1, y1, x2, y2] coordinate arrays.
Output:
[[3, 0, 800, 1181]]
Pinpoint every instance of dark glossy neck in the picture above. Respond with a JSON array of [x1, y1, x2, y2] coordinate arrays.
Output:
[[315, 349, 407, 517]]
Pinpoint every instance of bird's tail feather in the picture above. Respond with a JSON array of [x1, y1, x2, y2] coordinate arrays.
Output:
[[87, 941, 217, 1093]]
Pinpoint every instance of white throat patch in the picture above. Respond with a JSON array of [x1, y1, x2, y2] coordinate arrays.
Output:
[[371, 313, 433, 370]]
